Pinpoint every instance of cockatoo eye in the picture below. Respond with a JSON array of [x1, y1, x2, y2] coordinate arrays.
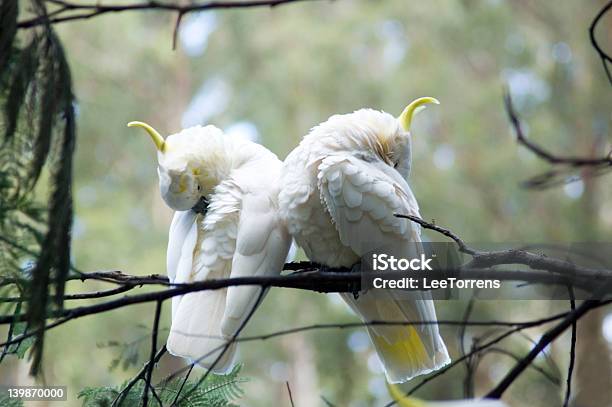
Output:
[[394, 161, 399, 169]]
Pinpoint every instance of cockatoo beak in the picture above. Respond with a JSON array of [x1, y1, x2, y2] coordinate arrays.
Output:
[[386, 383, 425, 407], [398, 97, 440, 132], [127, 121, 166, 152], [387, 382, 508, 407]]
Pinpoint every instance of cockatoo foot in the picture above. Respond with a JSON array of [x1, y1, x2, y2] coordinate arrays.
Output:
[[191, 196, 209, 215], [318, 264, 334, 273], [350, 262, 362, 299]]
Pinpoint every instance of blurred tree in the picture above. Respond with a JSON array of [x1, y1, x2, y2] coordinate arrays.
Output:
[[0, 1, 611, 406]]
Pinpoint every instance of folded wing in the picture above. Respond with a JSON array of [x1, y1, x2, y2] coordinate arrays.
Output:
[[221, 191, 292, 337], [166, 185, 239, 372], [166, 184, 290, 373], [318, 154, 450, 383]]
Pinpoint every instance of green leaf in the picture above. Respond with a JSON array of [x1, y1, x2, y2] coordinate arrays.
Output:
[[0, 391, 24, 407], [78, 365, 248, 407], [77, 386, 118, 407]]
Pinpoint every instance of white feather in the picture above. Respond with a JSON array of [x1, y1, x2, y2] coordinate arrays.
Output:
[[221, 192, 291, 336], [163, 129, 290, 373], [280, 108, 450, 383], [167, 210, 198, 320]]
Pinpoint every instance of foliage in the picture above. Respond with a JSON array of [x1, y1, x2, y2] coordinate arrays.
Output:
[[0, 0, 76, 374], [0, 392, 23, 407], [96, 326, 165, 372], [78, 365, 247, 407]]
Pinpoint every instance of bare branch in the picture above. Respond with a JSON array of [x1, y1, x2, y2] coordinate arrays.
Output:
[[563, 287, 577, 407], [142, 300, 162, 407], [17, 0, 328, 29], [1, 266, 608, 331], [486, 298, 603, 398], [504, 91, 612, 168], [503, 90, 612, 189], [395, 214, 477, 255], [173, 289, 266, 404], [460, 297, 478, 398], [113, 345, 167, 406], [398, 214, 612, 281], [483, 348, 560, 386], [382, 318, 556, 407], [321, 395, 338, 407], [286, 382, 295, 407], [590, 0, 612, 85]]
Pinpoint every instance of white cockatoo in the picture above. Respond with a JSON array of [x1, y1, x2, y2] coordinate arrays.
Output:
[[279, 97, 451, 383], [387, 383, 508, 407], [129, 121, 291, 372]]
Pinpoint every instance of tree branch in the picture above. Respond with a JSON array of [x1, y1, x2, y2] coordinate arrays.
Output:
[[1, 266, 608, 331], [286, 382, 295, 407], [589, 0, 612, 85], [113, 345, 167, 406], [504, 91, 612, 168], [395, 214, 477, 255], [142, 300, 162, 407], [17, 0, 327, 29], [503, 90, 612, 189], [398, 214, 612, 281], [173, 289, 266, 404], [563, 286, 577, 407], [486, 298, 603, 398], [382, 314, 566, 407]]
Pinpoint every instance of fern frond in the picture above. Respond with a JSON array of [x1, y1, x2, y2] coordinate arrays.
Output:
[[78, 365, 248, 407]]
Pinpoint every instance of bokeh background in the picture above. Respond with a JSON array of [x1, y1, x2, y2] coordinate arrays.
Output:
[[2, 0, 612, 405]]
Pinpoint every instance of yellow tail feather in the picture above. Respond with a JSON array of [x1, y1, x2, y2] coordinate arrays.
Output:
[[372, 326, 430, 369]]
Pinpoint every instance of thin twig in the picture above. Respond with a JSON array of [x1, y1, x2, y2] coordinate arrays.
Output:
[[159, 312, 585, 343], [173, 289, 267, 405], [486, 299, 602, 398], [482, 348, 560, 386], [172, 11, 184, 51], [563, 286, 576, 407], [589, 0, 612, 85], [286, 381, 295, 407], [383, 323, 542, 407], [503, 90, 612, 189], [504, 91, 612, 167], [18, 0, 327, 29], [64, 284, 137, 300], [170, 364, 194, 406], [395, 214, 477, 255], [113, 346, 167, 406], [0, 302, 22, 363], [381, 302, 608, 406], [320, 395, 337, 407], [460, 297, 477, 398], [397, 214, 612, 283], [142, 300, 163, 407]]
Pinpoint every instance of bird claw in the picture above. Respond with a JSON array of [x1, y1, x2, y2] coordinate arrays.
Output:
[[350, 262, 362, 299], [191, 196, 209, 215]]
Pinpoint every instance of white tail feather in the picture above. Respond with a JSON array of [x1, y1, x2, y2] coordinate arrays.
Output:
[[342, 291, 450, 383], [167, 290, 236, 373]]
